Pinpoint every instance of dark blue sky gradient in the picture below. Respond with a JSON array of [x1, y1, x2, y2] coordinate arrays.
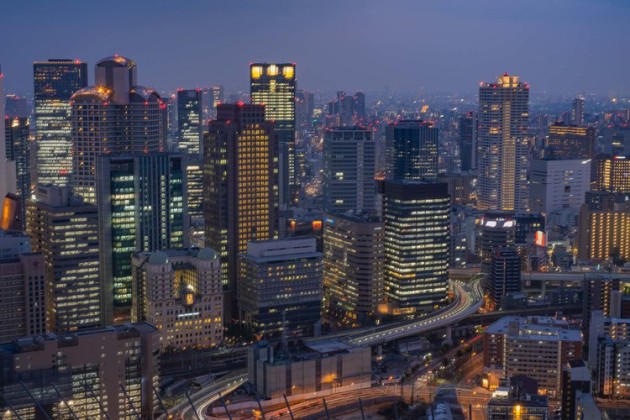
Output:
[[1, 0, 629, 95]]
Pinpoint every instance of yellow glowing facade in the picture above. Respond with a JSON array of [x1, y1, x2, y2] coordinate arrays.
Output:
[[594, 156, 630, 193], [578, 205, 630, 261]]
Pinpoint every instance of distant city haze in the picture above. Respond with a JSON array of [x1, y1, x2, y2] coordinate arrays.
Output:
[[1, 0, 629, 95]]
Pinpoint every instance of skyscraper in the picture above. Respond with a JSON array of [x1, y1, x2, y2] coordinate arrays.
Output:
[[0, 232, 46, 342], [322, 127, 376, 214], [478, 74, 529, 212], [26, 185, 101, 331], [593, 155, 630, 194], [323, 212, 384, 326], [0, 65, 17, 201], [545, 123, 595, 160], [382, 180, 449, 313], [71, 56, 166, 203], [33, 59, 88, 187], [529, 158, 591, 216], [4, 116, 30, 226], [176, 88, 203, 156], [250, 63, 296, 205], [239, 238, 322, 338], [459, 111, 477, 171], [97, 153, 188, 323], [488, 247, 521, 310], [386, 119, 439, 181], [571, 96, 585, 126], [204, 103, 277, 303]]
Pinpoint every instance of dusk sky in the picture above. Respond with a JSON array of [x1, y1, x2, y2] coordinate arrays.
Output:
[[1, 0, 629, 96]]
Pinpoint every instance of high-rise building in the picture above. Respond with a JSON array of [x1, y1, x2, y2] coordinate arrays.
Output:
[[186, 157, 204, 227], [382, 181, 449, 313], [132, 248, 223, 351], [561, 360, 602, 420], [589, 312, 630, 398], [238, 238, 322, 338], [322, 127, 376, 214], [323, 212, 384, 326], [325, 91, 366, 127], [250, 63, 296, 205], [0, 65, 17, 202], [459, 111, 477, 171], [386, 119, 439, 181], [97, 153, 188, 323], [0, 323, 159, 419], [488, 247, 521, 310], [577, 203, 630, 262], [204, 103, 277, 302], [483, 316, 582, 397], [529, 158, 591, 216], [211, 85, 224, 115], [33, 59, 88, 187], [176, 89, 203, 156], [478, 74, 529, 212], [0, 232, 46, 342], [4, 94, 29, 118], [26, 185, 101, 332], [479, 211, 516, 273], [4, 116, 31, 226], [545, 123, 595, 160], [593, 155, 630, 194], [296, 89, 315, 130], [571, 96, 585, 126], [71, 56, 166, 203]]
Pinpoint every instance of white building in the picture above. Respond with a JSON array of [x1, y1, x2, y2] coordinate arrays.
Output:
[[530, 158, 591, 216], [132, 248, 223, 351]]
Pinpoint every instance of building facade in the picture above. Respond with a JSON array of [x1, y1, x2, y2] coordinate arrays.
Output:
[[33, 59, 88, 187], [239, 238, 322, 338], [4, 116, 30, 226], [478, 74, 529, 212], [545, 123, 595, 160], [382, 181, 450, 313], [529, 158, 591, 216], [323, 212, 384, 326], [176, 89, 203, 156], [386, 119, 439, 181], [132, 248, 223, 351], [322, 127, 376, 214], [97, 153, 188, 323], [26, 185, 101, 332], [459, 111, 477, 171]]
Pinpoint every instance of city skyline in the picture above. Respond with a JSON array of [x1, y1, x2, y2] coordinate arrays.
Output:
[[1, 1, 630, 96]]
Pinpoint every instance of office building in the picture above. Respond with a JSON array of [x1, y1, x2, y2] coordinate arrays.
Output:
[[250, 63, 296, 205], [323, 212, 384, 326], [545, 123, 595, 160], [437, 173, 476, 207], [513, 213, 545, 244], [238, 238, 322, 338], [595, 337, 630, 398], [0, 65, 17, 203], [483, 316, 582, 397], [132, 248, 223, 351], [33, 59, 88, 187], [0, 323, 159, 419], [386, 119, 439, 181], [459, 111, 477, 171], [577, 204, 630, 262], [176, 88, 203, 156], [325, 91, 366, 127], [204, 103, 277, 299], [561, 360, 602, 420], [571, 96, 585, 126], [382, 181, 449, 313], [478, 74, 529, 212], [4, 116, 31, 226], [4, 94, 28, 118], [322, 127, 376, 214], [71, 56, 166, 203], [479, 211, 516, 274], [97, 153, 188, 323], [593, 155, 630, 194], [26, 185, 101, 332], [0, 232, 46, 342], [186, 157, 204, 227], [529, 158, 591, 215], [488, 247, 521, 310]]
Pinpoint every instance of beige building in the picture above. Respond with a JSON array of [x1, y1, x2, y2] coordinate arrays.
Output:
[[483, 316, 582, 397], [0, 323, 159, 419], [131, 248, 223, 351], [0, 232, 46, 343], [248, 340, 371, 399]]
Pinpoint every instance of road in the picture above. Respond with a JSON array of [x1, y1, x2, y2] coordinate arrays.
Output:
[[346, 276, 483, 346], [164, 370, 247, 420]]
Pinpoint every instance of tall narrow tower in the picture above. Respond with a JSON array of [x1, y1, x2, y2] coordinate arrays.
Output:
[[0, 65, 17, 201], [478, 74, 529, 212]]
